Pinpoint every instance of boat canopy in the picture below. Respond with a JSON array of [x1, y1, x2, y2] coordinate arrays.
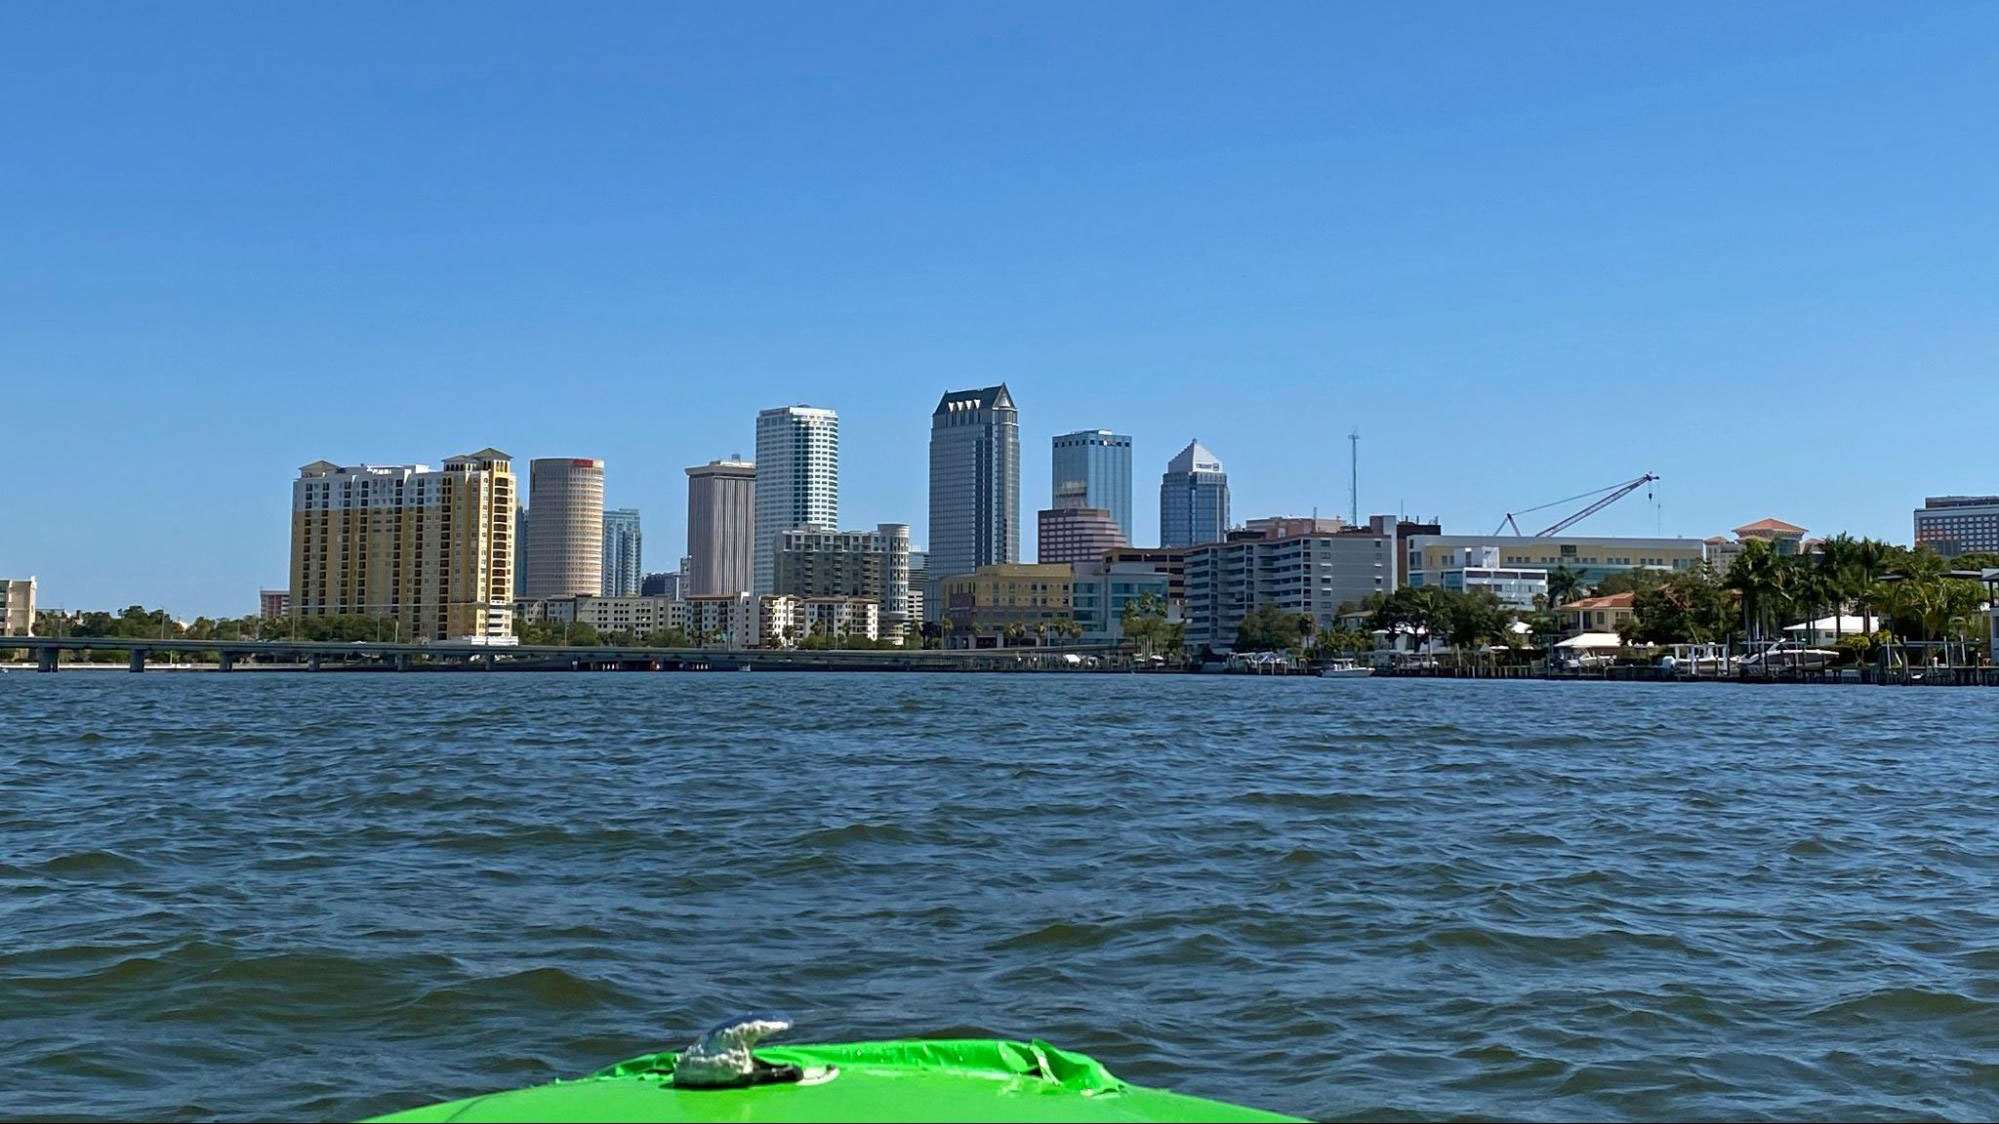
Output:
[[1555, 631, 1625, 650]]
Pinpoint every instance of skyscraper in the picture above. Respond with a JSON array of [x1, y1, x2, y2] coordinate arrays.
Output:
[[772, 522, 912, 633], [522, 458, 606, 598], [686, 457, 756, 596], [927, 385, 1019, 619], [289, 449, 516, 642], [601, 508, 643, 597], [1052, 429, 1133, 544], [753, 407, 839, 595], [1160, 439, 1229, 548]]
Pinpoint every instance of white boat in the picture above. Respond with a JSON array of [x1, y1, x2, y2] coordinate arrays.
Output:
[[1739, 641, 1838, 671], [1318, 658, 1374, 679]]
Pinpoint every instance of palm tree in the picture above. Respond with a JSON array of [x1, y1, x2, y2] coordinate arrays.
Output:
[[1547, 565, 1588, 609], [1725, 539, 1781, 643]]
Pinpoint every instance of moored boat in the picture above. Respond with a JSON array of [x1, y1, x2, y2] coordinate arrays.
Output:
[[1317, 658, 1373, 678]]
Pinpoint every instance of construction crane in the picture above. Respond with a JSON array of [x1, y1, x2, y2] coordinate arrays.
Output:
[[1493, 473, 1659, 537]]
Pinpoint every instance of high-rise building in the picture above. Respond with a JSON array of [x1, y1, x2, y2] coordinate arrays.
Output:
[[1159, 440, 1229, 548], [1037, 484, 1127, 565], [754, 408, 840, 595], [601, 508, 643, 596], [522, 458, 605, 599], [907, 549, 927, 627], [1915, 496, 1999, 557], [258, 589, 290, 621], [1183, 517, 1398, 651], [289, 449, 517, 643], [772, 522, 911, 632], [513, 506, 530, 596], [1052, 429, 1133, 544], [640, 570, 683, 599], [1, 577, 36, 636], [686, 458, 756, 596], [927, 385, 1019, 620]]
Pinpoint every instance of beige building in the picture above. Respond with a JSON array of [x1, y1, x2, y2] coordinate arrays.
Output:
[[2, 577, 35, 635], [289, 450, 516, 643], [522, 594, 688, 638], [760, 595, 881, 647], [1706, 518, 1808, 573], [1560, 592, 1637, 635], [686, 458, 756, 596], [938, 562, 1073, 647], [522, 457, 605, 598], [1405, 533, 1706, 589], [684, 593, 759, 648]]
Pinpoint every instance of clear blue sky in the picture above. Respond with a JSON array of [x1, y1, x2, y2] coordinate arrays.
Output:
[[4, 3, 1995, 617]]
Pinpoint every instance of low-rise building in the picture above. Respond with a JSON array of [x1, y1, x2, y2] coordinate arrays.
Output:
[[939, 563, 1074, 647], [1915, 496, 1999, 557], [2, 577, 35, 635], [1559, 592, 1637, 635], [1185, 517, 1398, 652], [760, 595, 880, 647], [684, 594, 759, 648], [1410, 546, 1548, 610], [1406, 532, 1704, 589], [1101, 546, 1186, 606], [1070, 560, 1173, 642], [1707, 517, 1809, 572]]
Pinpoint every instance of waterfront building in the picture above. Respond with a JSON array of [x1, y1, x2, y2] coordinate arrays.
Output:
[[1070, 559, 1173, 643], [1705, 517, 1809, 573], [684, 593, 759, 648], [1052, 429, 1133, 544], [1101, 546, 1186, 606], [1411, 546, 1548, 610], [258, 588, 290, 621], [927, 385, 1019, 619], [289, 450, 517, 643], [639, 570, 682, 598], [1559, 592, 1637, 635], [522, 458, 605, 599], [1, 576, 35, 635], [1915, 496, 1999, 557], [686, 457, 756, 596], [772, 522, 911, 632], [1184, 517, 1398, 652], [601, 508, 643, 597], [1037, 485, 1127, 566], [907, 549, 926, 627], [938, 562, 1072, 647], [522, 594, 687, 637], [759, 594, 880, 647], [754, 409, 839, 595], [1159, 440, 1229, 548], [1404, 533, 1706, 589]]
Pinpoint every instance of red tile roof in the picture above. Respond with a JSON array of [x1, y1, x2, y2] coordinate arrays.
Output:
[[1734, 517, 1807, 535], [1562, 592, 1636, 610]]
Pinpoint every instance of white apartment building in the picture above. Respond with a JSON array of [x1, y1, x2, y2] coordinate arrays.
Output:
[[754, 406, 839, 595]]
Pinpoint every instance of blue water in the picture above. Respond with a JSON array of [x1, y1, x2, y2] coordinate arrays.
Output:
[[2, 673, 1996, 1121]]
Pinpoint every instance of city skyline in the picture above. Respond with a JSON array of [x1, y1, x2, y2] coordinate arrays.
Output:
[[7, 5, 1996, 616]]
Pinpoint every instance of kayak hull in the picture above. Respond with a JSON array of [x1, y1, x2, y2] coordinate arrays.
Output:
[[365, 1038, 1301, 1123]]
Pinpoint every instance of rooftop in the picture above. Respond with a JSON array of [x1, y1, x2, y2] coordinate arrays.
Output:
[[1733, 517, 1807, 536], [1561, 592, 1637, 611]]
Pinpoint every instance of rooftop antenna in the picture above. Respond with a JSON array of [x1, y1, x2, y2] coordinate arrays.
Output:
[[1348, 428, 1360, 525]]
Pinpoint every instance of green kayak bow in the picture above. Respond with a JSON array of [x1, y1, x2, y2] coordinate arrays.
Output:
[[365, 1015, 1301, 1123]]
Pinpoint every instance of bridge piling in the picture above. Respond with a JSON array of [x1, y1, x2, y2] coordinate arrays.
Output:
[[128, 648, 146, 673]]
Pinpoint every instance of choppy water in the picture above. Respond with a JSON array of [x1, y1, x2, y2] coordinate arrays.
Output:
[[2, 674, 1997, 1121]]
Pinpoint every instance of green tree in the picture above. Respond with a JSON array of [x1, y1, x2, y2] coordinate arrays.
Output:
[[1546, 565, 1589, 608]]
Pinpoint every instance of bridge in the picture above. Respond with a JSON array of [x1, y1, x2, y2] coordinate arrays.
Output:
[[0, 636, 1131, 674]]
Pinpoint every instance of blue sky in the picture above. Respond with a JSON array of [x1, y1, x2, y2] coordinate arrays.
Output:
[[4, 3, 1995, 616]]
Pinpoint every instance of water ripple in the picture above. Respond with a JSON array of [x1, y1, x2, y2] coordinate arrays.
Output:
[[1, 674, 1997, 1121]]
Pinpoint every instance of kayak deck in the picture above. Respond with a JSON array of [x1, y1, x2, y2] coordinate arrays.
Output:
[[365, 1038, 1301, 1123]]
